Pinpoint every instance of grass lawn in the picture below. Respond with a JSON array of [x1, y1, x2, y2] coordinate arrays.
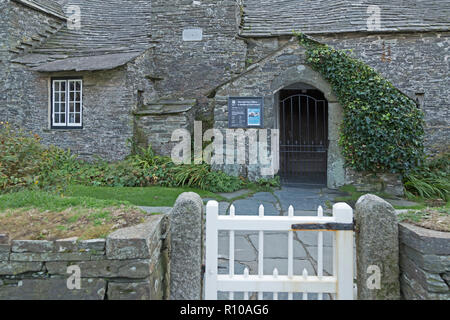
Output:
[[64, 185, 225, 207], [398, 205, 450, 232], [0, 190, 150, 240], [0, 185, 225, 240], [334, 185, 429, 210]]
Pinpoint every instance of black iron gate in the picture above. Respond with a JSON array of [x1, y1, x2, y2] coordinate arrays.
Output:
[[279, 94, 328, 184]]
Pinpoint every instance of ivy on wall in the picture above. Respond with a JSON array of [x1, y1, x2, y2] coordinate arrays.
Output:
[[297, 33, 424, 174]]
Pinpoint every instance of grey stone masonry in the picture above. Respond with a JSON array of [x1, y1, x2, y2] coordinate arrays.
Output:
[[346, 170, 404, 197], [0, 215, 170, 300], [169, 192, 204, 300], [355, 194, 401, 300], [399, 223, 450, 300]]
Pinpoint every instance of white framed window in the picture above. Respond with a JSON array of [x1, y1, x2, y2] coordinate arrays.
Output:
[[51, 78, 83, 128]]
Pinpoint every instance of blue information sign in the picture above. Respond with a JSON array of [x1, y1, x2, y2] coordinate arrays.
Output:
[[228, 97, 264, 128]]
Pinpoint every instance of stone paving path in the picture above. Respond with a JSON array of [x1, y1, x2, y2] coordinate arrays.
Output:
[[202, 185, 350, 300]]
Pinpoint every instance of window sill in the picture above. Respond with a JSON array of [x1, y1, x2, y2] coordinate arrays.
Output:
[[44, 128, 84, 132]]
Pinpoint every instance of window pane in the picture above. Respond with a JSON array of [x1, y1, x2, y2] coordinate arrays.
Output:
[[52, 79, 82, 127]]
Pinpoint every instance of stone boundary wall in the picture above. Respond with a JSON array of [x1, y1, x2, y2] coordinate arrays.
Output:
[[355, 193, 449, 300], [346, 170, 404, 197], [399, 223, 450, 300], [0, 214, 170, 300]]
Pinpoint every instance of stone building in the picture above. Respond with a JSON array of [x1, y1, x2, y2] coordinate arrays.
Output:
[[1, 0, 449, 189]]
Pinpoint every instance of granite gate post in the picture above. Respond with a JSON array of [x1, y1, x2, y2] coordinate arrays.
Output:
[[355, 194, 401, 300], [168, 192, 204, 300]]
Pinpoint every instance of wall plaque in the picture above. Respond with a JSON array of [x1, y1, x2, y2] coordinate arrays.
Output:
[[182, 28, 203, 41], [228, 97, 264, 128]]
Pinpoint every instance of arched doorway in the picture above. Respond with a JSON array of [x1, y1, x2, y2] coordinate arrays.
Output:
[[278, 83, 328, 185]]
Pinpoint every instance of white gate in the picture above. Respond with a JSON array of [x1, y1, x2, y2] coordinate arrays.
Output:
[[204, 201, 354, 300]]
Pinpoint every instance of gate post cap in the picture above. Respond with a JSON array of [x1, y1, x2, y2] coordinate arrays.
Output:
[[333, 202, 353, 223]]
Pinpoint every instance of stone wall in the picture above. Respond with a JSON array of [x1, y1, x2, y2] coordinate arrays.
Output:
[[1, 0, 65, 136], [210, 39, 351, 187], [247, 32, 450, 156], [399, 222, 450, 300], [149, 0, 247, 130], [150, 0, 247, 100], [4, 66, 136, 161], [0, 215, 170, 300], [346, 169, 404, 197]]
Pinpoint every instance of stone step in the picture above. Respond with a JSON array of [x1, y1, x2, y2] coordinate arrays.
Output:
[[8, 48, 21, 54], [145, 99, 196, 106]]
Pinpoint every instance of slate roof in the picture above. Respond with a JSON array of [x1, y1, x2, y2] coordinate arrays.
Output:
[[240, 0, 450, 37], [15, 0, 152, 71], [12, 0, 66, 19]]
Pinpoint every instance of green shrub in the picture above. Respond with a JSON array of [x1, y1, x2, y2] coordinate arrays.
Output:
[[203, 169, 244, 193], [1, 125, 276, 194], [0, 123, 42, 190], [298, 34, 424, 174], [129, 145, 172, 169], [170, 163, 244, 193], [0, 123, 72, 192], [255, 176, 281, 188]]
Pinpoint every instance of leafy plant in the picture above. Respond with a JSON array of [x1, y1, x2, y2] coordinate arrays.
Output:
[[297, 33, 424, 174], [0, 123, 72, 192], [403, 153, 449, 201], [129, 145, 172, 169], [170, 163, 244, 193], [0, 125, 275, 194]]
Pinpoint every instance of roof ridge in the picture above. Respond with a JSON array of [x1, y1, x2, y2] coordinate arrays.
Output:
[[11, 0, 67, 20]]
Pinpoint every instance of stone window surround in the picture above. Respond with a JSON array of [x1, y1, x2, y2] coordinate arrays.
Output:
[[50, 77, 83, 130]]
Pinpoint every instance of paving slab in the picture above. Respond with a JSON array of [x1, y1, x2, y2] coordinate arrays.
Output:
[[304, 245, 334, 275], [218, 232, 256, 262], [294, 231, 333, 247], [218, 259, 248, 275], [230, 199, 278, 216], [203, 184, 355, 301], [218, 189, 251, 200], [248, 233, 307, 259]]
